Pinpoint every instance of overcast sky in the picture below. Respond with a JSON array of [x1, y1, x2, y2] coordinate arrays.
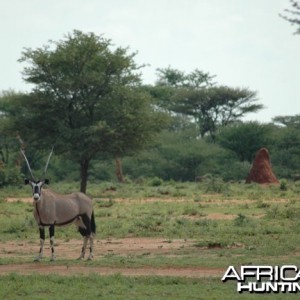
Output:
[[0, 0, 299, 122]]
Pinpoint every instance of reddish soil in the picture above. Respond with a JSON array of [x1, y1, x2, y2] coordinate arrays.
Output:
[[0, 238, 224, 278]]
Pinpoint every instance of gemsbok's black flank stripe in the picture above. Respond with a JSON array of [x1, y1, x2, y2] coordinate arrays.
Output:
[[36, 210, 81, 227]]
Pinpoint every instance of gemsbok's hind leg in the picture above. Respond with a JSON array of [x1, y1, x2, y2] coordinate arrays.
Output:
[[88, 234, 94, 260], [78, 236, 88, 260], [77, 214, 92, 260], [34, 226, 45, 262], [49, 225, 56, 261]]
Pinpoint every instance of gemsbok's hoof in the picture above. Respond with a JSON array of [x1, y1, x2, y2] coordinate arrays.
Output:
[[87, 253, 94, 261]]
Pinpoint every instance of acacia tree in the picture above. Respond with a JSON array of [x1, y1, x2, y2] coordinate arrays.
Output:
[[280, 0, 300, 34], [217, 122, 273, 163], [154, 67, 262, 139], [147, 67, 216, 126], [172, 86, 262, 139], [14, 30, 159, 192], [273, 114, 300, 128], [156, 67, 216, 88], [101, 86, 164, 182]]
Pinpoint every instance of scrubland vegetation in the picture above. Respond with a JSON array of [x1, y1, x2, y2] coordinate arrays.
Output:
[[0, 180, 300, 299]]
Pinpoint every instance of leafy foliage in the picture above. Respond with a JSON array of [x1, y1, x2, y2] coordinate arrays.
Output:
[[273, 114, 300, 128], [217, 121, 273, 163], [2, 31, 163, 192], [152, 67, 263, 140], [271, 126, 300, 178], [171, 86, 262, 139], [156, 67, 216, 88]]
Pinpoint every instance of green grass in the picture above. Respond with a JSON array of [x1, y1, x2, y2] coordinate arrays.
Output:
[[2, 178, 300, 201], [1, 180, 300, 298], [0, 273, 297, 300]]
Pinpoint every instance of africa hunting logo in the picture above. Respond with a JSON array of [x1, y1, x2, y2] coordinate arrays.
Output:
[[222, 265, 300, 293]]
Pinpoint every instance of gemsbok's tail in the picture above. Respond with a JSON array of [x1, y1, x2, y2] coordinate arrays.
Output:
[[91, 211, 96, 234]]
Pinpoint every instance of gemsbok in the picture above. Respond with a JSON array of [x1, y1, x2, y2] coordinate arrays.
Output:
[[21, 148, 96, 261]]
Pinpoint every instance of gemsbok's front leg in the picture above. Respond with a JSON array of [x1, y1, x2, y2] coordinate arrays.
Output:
[[34, 226, 45, 262], [49, 224, 56, 261]]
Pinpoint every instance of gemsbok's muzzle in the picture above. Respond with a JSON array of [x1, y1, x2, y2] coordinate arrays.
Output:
[[32, 182, 42, 201]]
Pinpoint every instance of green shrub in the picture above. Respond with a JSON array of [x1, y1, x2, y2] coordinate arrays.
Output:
[[0, 165, 22, 187], [233, 214, 249, 226], [280, 179, 288, 191], [203, 177, 229, 193], [149, 177, 163, 187]]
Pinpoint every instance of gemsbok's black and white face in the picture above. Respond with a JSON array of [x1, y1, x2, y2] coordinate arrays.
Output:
[[25, 179, 50, 201], [21, 147, 53, 202]]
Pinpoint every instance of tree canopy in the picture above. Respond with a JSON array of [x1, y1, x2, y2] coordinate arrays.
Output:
[[217, 122, 272, 163], [273, 114, 300, 128], [151, 67, 263, 139], [3, 30, 163, 192]]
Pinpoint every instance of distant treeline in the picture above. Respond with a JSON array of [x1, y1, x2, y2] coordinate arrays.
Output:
[[0, 31, 299, 188]]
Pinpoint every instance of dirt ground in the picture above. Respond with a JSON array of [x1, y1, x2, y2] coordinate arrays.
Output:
[[1, 196, 268, 278], [0, 238, 224, 278]]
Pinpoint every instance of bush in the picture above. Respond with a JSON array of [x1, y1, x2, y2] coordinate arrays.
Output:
[[149, 177, 163, 187], [280, 179, 288, 191], [202, 177, 229, 193], [233, 214, 250, 226], [0, 164, 22, 187]]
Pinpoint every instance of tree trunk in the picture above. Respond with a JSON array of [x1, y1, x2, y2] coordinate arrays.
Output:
[[80, 158, 90, 194], [115, 156, 124, 183]]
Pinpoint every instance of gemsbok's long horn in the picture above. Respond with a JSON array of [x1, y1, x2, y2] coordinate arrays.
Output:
[[20, 149, 35, 180], [42, 146, 54, 179]]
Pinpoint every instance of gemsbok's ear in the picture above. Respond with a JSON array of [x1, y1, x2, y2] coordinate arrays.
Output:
[[24, 178, 30, 185], [44, 179, 50, 185]]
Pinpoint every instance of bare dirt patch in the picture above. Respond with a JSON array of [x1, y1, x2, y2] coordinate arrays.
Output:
[[202, 213, 237, 220], [0, 238, 198, 259], [5, 197, 32, 203], [5, 196, 289, 205], [0, 238, 224, 278]]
